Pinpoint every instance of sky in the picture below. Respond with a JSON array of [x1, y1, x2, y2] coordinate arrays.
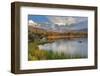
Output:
[[28, 15, 88, 31]]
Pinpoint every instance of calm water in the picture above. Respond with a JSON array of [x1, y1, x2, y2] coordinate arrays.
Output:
[[38, 38, 88, 58]]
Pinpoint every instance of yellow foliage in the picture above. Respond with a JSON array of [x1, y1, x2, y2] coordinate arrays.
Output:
[[31, 50, 47, 60]]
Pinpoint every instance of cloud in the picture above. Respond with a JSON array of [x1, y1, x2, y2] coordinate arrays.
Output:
[[46, 16, 87, 26], [65, 17, 76, 25], [46, 16, 76, 26], [28, 20, 37, 25]]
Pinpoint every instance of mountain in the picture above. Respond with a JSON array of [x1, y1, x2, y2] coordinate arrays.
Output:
[[78, 28, 88, 32]]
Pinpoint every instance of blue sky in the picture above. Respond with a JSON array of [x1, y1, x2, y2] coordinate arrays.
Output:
[[28, 15, 50, 23]]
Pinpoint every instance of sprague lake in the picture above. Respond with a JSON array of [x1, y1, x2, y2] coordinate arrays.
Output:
[[38, 38, 88, 59]]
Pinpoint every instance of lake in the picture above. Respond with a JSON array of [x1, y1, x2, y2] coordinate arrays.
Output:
[[38, 38, 88, 59]]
